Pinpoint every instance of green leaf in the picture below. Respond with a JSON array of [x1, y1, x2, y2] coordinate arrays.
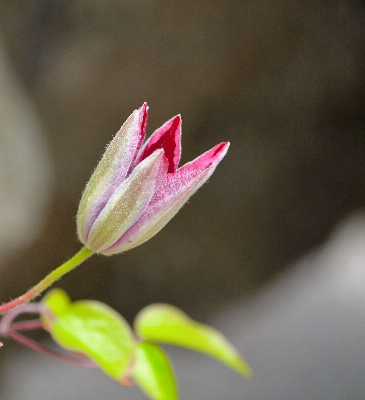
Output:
[[42, 288, 72, 318], [134, 303, 252, 377], [42, 291, 135, 381], [132, 341, 178, 400]]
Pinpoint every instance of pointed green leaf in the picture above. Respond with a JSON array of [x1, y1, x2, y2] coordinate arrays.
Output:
[[134, 303, 252, 377], [132, 341, 178, 400], [42, 293, 135, 381]]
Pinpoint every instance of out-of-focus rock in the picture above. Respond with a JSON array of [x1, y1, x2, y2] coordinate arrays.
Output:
[[2, 212, 365, 399], [0, 39, 52, 269]]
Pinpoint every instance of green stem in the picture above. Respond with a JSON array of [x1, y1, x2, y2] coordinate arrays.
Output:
[[0, 247, 94, 315]]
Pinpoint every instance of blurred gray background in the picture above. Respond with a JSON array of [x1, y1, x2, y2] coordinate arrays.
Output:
[[1, 1, 365, 398]]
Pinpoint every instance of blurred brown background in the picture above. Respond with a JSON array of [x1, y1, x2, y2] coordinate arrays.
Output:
[[1, 0, 365, 322]]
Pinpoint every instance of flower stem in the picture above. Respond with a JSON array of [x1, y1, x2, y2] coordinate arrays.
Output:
[[0, 247, 93, 315], [7, 330, 98, 368], [0, 303, 42, 335], [10, 319, 44, 332]]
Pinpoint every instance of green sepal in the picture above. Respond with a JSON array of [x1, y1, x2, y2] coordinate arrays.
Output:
[[41, 289, 135, 381], [132, 341, 178, 400], [134, 303, 252, 377]]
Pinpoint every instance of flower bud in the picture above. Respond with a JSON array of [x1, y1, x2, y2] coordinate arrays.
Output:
[[77, 103, 229, 255]]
